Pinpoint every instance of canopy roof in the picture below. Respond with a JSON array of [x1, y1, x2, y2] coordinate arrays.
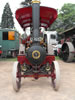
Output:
[[16, 6, 57, 30]]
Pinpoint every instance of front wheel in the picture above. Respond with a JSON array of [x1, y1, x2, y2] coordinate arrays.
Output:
[[51, 61, 60, 91], [12, 61, 21, 92]]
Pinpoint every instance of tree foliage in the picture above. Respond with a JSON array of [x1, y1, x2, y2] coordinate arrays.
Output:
[[20, 0, 32, 7], [50, 18, 63, 32], [59, 3, 75, 31], [1, 3, 14, 28], [50, 3, 75, 33]]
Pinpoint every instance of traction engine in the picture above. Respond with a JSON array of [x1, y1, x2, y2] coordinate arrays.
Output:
[[12, 0, 60, 92], [58, 27, 75, 62]]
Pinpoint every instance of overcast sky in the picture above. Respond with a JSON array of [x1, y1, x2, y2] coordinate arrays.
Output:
[[0, 0, 75, 34]]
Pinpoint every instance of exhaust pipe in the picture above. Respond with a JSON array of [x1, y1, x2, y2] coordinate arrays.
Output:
[[32, 0, 40, 41]]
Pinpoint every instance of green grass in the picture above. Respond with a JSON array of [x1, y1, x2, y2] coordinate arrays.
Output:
[[55, 56, 60, 60], [0, 57, 17, 61]]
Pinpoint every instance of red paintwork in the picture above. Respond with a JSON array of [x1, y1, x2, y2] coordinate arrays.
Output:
[[0, 50, 2, 54], [17, 73, 55, 79], [16, 6, 57, 30], [17, 55, 55, 65], [17, 55, 32, 65], [16, 6, 56, 79], [17, 74, 51, 78], [22, 36, 30, 44], [41, 55, 55, 65], [17, 55, 55, 79]]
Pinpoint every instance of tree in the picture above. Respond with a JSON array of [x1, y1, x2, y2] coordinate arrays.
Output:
[[50, 18, 63, 32], [50, 3, 75, 33], [1, 3, 14, 28], [20, 0, 32, 7], [58, 3, 75, 31]]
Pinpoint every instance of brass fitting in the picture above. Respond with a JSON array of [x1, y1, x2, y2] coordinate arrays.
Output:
[[22, 65, 27, 71], [46, 66, 51, 71], [32, 0, 40, 3], [32, 50, 40, 59], [46, 63, 51, 71]]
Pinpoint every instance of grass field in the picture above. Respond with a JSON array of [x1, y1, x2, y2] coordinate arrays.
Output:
[[55, 56, 60, 60], [0, 57, 17, 61]]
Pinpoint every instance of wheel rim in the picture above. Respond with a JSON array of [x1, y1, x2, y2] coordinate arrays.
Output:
[[52, 78, 56, 88], [51, 61, 60, 91], [51, 64, 56, 88], [12, 62, 21, 92], [62, 42, 75, 62], [17, 63, 21, 89]]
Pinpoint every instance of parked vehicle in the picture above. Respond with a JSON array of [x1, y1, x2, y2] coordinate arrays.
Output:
[[0, 45, 2, 56], [44, 31, 58, 56], [12, 0, 60, 92], [58, 27, 75, 62], [0, 29, 20, 57]]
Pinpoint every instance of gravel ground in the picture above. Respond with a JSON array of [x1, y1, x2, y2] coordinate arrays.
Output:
[[0, 60, 75, 100]]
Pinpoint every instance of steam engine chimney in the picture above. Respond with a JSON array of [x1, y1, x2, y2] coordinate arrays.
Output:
[[32, 0, 40, 41]]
